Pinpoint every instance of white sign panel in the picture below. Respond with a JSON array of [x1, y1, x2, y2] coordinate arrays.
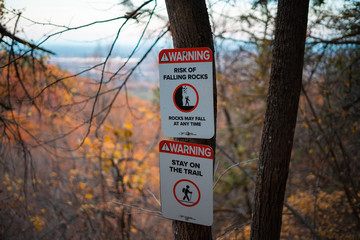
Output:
[[159, 140, 213, 226], [159, 48, 214, 139]]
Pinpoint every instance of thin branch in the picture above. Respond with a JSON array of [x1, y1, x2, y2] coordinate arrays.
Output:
[[0, 0, 154, 69], [95, 27, 169, 131], [62, 0, 157, 147], [0, 24, 55, 54], [112, 200, 162, 217], [217, 145, 322, 240]]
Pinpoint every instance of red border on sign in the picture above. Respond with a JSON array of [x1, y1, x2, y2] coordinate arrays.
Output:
[[159, 140, 213, 159], [173, 83, 199, 113], [159, 47, 213, 63], [173, 179, 201, 207]]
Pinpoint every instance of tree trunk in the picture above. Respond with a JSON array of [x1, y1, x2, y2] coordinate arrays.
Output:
[[164, 0, 216, 239], [250, 0, 309, 239]]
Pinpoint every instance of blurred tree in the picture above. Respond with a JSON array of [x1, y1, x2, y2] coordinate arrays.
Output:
[[250, 0, 310, 239]]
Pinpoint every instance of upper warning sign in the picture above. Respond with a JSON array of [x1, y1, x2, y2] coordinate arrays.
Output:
[[159, 48, 215, 139]]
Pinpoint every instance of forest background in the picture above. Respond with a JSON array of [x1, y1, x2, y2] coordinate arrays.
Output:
[[0, 0, 359, 239]]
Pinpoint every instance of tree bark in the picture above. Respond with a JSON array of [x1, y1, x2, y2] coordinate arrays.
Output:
[[164, 0, 216, 239], [250, 0, 310, 239]]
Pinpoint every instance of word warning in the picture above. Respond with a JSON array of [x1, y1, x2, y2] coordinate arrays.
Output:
[[159, 47, 214, 139], [159, 140, 213, 226]]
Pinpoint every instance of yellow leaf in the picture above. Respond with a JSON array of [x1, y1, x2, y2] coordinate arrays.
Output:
[[113, 150, 121, 159], [106, 159, 112, 166], [352, 122, 358, 133], [69, 169, 78, 176], [79, 182, 86, 190], [85, 193, 93, 200], [306, 174, 316, 181], [113, 129, 122, 137], [104, 135, 112, 143], [123, 129, 132, 139], [64, 115, 72, 124], [30, 216, 45, 231], [123, 175, 129, 184], [84, 137, 91, 145], [105, 124, 111, 132], [3, 173, 10, 185], [64, 93, 72, 104], [124, 143, 133, 151], [124, 122, 133, 129]]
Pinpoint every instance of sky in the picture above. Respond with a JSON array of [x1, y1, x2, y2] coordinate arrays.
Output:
[[5, 0, 167, 47], [6, 0, 347, 47]]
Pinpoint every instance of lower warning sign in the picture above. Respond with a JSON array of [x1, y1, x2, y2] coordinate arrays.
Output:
[[159, 140, 213, 226]]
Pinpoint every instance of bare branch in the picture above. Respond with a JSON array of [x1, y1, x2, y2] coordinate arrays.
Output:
[[0, 24, 55, 54], [217, 145, 322, 240]]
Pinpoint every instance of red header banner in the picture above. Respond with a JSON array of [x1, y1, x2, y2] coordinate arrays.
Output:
[[159, 47, 213, 64], [159, 140, 213, 159]]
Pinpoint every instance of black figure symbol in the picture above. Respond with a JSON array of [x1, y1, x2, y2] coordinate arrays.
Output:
[[185, 96, 190, 106], [173, 84, 197, 112], [182, 185, 192, 201]]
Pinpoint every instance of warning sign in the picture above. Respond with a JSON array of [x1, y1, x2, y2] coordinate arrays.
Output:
[[159, 140, 213, 226], [159, 47, 214, 139]]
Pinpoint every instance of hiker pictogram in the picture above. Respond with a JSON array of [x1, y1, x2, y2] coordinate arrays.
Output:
[[182, 185, 192, 201], [173, 179, 200, 207]]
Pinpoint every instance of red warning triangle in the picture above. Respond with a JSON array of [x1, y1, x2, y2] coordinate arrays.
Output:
[[160, 52, 169, 62], [161, 142, 170, 152]]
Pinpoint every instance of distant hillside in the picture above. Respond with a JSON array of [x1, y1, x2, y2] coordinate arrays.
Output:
[[43, 43, 160, 100]]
